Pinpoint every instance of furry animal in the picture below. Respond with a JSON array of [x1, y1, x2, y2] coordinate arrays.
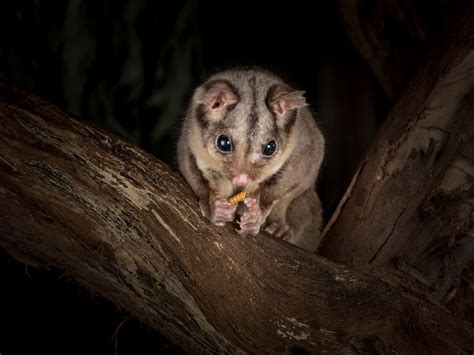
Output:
[[177, 68, 324, 251]]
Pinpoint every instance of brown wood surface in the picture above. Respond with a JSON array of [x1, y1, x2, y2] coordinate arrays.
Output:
[[0, 83, 473, 353], [321, 2, 474, 322]]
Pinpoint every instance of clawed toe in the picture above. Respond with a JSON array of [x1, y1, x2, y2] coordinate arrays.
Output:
[[265, 223, 291, 240], [208, 198, 238, 225], [238, 198, 264, 235]]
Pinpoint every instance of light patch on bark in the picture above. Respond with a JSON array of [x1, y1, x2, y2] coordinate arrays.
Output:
[[275, 317, 311, 341], [226, 256, 239, 271], [169, 203, 200, 231], [319, 328, 337, 336], [439, 158, 473, 192], [152, 209, 181, 245], [100, 167, 152, 208], [286, 317, 309, 329], [277, 329, 309, 341], [115, 246, 139, 272]]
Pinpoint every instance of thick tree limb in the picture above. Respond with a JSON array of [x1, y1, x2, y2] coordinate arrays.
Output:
[[321, 3, 474, 322], [0, 84, 473, 353]]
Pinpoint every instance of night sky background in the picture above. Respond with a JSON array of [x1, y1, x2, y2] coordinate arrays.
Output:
[[0, 0, 470, 354]]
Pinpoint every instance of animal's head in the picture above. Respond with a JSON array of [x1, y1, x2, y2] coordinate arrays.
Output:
[[188, 68, 308, 191]]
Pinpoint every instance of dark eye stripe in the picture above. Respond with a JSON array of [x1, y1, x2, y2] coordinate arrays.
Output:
[[265, 161, 287, 186], [195, 105, 209, 130], [221, 103, 238, 128], [283, 110, 298, 135], [190, 153, 209, 188], [248, 75, 259, 134]]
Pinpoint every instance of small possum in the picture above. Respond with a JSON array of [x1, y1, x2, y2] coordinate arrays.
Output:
[[177, 67, 325, 252]]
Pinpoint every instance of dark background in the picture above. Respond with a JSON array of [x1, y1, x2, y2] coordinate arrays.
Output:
[[0, 0, 469, 353]]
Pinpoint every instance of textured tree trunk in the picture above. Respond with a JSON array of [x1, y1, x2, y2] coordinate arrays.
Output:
[[320, 3, 474, 323], [1, 83, 473, 353]]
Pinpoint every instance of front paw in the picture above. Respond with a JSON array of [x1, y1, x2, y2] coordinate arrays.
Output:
[[265, 222, 293, 241], [237, 198, 265, 236], [206, 198, 237, 226]]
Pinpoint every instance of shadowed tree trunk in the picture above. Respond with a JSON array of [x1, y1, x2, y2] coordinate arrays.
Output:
[[320, 2, 474, 323], [0, 81, 473, 354], [338, 0, 427, 103], [338, 0, 472, 103]]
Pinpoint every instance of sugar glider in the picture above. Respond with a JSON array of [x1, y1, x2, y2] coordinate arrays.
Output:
[[177, 67, 324, 252]]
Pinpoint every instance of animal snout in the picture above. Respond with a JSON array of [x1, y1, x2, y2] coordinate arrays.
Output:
[[232, 174, 250, 188]]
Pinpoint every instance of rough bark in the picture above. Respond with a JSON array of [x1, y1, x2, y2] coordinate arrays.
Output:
[[0, 83, 473, 353], [321, 3, 474, 322]]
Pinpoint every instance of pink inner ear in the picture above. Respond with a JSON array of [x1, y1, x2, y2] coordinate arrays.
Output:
[[211, 92, 225, 109], [271, 91, 307, 115], [203, 89, 236, 110], [272, 99, 287, 115]]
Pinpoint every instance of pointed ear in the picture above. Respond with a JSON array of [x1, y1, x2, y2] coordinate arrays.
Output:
[[267, 85, 307, 116], [200, 80, 239, 110]]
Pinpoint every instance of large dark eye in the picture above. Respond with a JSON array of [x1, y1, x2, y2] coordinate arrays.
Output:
[[216, 135, 232, 153], [262, 140, 277, 156]]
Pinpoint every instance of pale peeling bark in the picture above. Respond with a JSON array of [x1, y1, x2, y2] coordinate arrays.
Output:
[[321, 3, 474, 322], [0, 84, 473, 353]]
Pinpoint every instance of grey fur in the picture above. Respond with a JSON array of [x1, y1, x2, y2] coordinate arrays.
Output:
[[177, 67, 325, 252]]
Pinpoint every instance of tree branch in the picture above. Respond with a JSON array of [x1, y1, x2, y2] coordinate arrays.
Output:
[[0, 82, 473, 353], [322, 2, 474, 322]]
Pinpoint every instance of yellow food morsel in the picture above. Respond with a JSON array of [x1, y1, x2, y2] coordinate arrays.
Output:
[[227, 191, 246, 205]]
